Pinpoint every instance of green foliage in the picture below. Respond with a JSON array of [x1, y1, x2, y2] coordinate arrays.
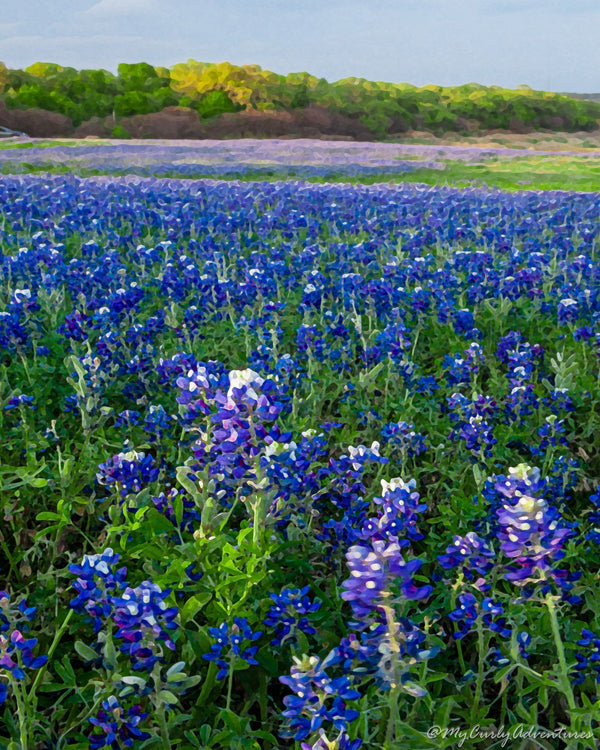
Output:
[[0, 61, 8, 93], [193, 90, 240, 119], [1, 59, 599, 136], [111, 124, 130, 138], [117, 61, 168, 93]]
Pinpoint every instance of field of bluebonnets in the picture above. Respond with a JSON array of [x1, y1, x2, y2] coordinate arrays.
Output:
[[2, 141, 600, 750]]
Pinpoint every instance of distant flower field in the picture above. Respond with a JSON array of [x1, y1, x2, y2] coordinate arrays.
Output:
[[1, 167, 600, 749]]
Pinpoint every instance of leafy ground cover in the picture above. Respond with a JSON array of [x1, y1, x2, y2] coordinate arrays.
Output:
[[1, 163, 600, 749]]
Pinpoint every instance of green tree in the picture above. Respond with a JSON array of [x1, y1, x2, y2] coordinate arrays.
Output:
[[195, 89, 240, 119], [117, 62, 168, 93], [0, 61, 9, 92]]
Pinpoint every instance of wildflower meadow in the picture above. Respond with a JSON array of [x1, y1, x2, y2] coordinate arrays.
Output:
[[1, 155, 600, 749]]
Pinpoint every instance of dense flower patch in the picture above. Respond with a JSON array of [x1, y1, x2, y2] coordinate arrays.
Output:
[[1, 172, 600, 747], [2, 138, 596, 180]]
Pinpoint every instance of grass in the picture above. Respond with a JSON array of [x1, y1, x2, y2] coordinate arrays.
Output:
[[0, 139, 87, 150]]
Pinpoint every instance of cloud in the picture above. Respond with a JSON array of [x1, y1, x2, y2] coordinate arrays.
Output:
[[486, 0, 600, 13], [81, 0, 160, 19]]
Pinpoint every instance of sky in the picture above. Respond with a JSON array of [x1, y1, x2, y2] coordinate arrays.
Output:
[[1, 0, 599, 92]]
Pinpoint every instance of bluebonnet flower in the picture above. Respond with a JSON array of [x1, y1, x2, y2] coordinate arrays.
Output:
[[458, 415, 497, 458], [112, 582, 179, 671], [296, 325, 326, 361], [362, 477, 427, 546], [202, 618, 262, 679], [374, 321, 412, 362], [374, 617, 437, 695], [415, 375, 439, 395], [280, 654, 361, 741], [261, 432, 329, 528], [517, 631, 531, 660], [532, 415, 568, 456], [175, 365, 218, 422], [97, 450, 160, 498], [341, 539, 432, 621], [380, 421, 428, 458], [264, 587, 322, 647], [151, 488, 201, 534], [114, 410, 141, 427], [10, 287, 37, 309], [0, 591, 38, 633], [453, 308, 475, 335], [333, 624, 387, 677], [4, 394, 35, 411], [557, 298, 579, 325], [188, 368, 287, 500], [57, 309, 89, 341], [447, 392, 497, 425], [88, 696, 151, 749], [0, 310, 29, 353], [438, 532, 495, 588], [507, 350, 544, 387], [495, 464, 573, 589], [142, 404, 173, 442], [585, 492, 600, 545], [314, 443, 387, 555], [345, 442, 386, 473], [573, 325, 594, 342], [542, 387, 574, 413], [573, 629, 600, 685], [409, 286, 431, 315], [503, 384, 539, 425], [0, 630, 48, 682], [448, 593, 510, 640], [443, 343, 484, 387], [69, 548, 128, 632], [0, 593, 47, 706]]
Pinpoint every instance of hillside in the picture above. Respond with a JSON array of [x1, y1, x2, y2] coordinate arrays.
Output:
[[1, 60, 599, 140]]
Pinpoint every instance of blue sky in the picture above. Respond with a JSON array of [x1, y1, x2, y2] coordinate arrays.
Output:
[[1, 0, 598, 91]]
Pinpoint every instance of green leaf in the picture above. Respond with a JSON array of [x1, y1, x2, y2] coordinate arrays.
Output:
[[54, 656, 77, 686], [74, 640, 99, 662], [166, 660, 186, 676], [167, 672, 188, 683], [121, 675, 148, 688], [180, 592, 211, 624], [255, 648, 279, 676], [28, 477, 48, 487], [36, 511, 61, 521], [103, 635, 117, 670], [158, 689, 179, 705], [396, 722, 438, 746], [220, 709, 242, 733], [434, 695, 456, 728], [184, 729, 203, 748]]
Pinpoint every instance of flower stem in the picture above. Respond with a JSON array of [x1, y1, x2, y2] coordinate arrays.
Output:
[[545, 593, 576, 712], [28, 608, 74, 718], [152, 662, 171, 750], [385, 686, 400, 747], [11, 678, 29, 750], [226, 657, 236, 712], [258, 669, 268, 727], [470, 617, 486, 725]]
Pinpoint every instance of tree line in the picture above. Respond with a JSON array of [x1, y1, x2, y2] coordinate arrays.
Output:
[[1, 59, 599, 137]]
